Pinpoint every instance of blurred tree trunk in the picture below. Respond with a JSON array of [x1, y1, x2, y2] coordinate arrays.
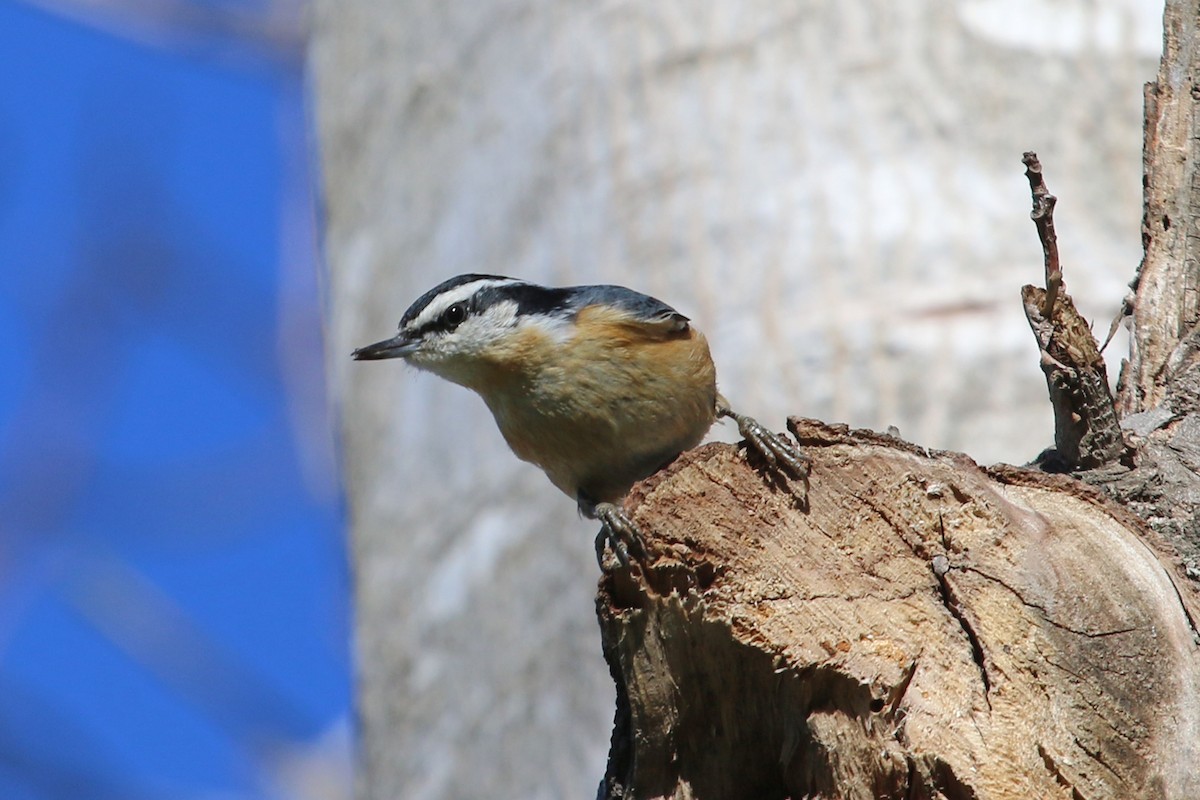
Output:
[[597, 2, 1200, 797]]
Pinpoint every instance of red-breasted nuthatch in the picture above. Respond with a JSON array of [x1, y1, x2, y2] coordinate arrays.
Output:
[[353, 274, 807, 566]]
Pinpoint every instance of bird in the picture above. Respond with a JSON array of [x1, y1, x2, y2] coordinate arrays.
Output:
[[352, 274, 808, 567]]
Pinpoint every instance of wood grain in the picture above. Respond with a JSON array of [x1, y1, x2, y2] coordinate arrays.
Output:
[[598, 419, 1200, 800]]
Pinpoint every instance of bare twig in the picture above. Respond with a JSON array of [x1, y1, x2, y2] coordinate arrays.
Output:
[[1023, 152, 1063, 314], [1100, 291, 1135, 353], [1020, 153, 1126, 470]]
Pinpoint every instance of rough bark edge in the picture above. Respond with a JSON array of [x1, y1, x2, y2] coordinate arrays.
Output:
[[1122, 0, 1200, 415]]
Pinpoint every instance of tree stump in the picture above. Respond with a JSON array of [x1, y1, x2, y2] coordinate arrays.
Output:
[[597, 419, 1200, 800]]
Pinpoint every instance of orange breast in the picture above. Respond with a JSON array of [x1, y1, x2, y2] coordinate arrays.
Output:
[[479, 305, 718, 503]]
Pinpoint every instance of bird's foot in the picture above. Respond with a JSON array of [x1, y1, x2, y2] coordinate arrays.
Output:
[[590, 502, 647, 570], [733, 412, 810, 477], [716, 399, 810, 484]]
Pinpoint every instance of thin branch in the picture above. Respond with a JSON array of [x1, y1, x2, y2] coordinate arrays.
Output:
[[1023, 152, 1063, 315], [1020, 153, 1127, 470]]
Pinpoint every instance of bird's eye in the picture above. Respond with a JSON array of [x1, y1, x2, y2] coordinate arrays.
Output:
[[443, 303, 467, 329]]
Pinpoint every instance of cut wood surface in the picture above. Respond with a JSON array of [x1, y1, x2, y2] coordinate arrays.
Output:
[[598, 419, 1200, 800]]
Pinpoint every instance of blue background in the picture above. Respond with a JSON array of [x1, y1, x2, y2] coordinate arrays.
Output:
[[0, 2, 351, 798]]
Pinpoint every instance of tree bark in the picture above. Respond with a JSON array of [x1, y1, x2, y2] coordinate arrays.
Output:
[[1090, 0, 1200, 569], [596, 2, 1200, 797], [1123, 0, 1200, 418]]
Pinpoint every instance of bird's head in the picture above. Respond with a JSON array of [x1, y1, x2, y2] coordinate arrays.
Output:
[[352, 274, 573, 387]]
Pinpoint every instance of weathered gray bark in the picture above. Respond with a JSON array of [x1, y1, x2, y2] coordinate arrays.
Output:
[[1089, 0, 1200, 568], [1124, 0, 1200, 417]]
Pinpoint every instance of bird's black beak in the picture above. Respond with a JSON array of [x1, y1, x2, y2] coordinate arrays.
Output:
[[352, 332, 417, 361]]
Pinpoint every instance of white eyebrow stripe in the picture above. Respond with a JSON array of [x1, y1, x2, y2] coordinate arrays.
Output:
[[407, 279, 520, 330]]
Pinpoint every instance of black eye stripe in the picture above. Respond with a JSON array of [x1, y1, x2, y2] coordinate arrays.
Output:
[[411, 300, 472, 337]]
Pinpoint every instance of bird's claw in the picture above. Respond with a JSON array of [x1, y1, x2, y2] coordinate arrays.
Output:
[[734, 413, 810, 478], [715, 395, 810, 480], [592, 502, 647, 570]]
